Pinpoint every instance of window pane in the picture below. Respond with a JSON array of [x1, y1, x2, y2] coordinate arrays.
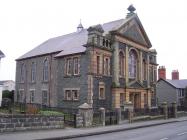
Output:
[[42, 90, 48, 105], [43, 60, 48, 81], [73, 57, 78, 75], [72, 90, 79, 100], [97, 56, 100, 74]]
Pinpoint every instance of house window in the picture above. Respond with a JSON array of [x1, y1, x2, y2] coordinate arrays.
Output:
[[30, 90, 35, 103], [119, 51, 124, 76], [43, 59, 49, 81], [18, 89, 24, 102], [42, 90, 48, 105], [99, 88, 105, 99], [65, 90, 72, 100], [129, 50, 137, 78], [20, 63, 26, 82], [66, 58, 72, 75], [31, 62, 36, 82], [73, 57, 80, 75], [64, 89, 80, 101], [99, 82, 105, 100], [72, 90, 79, 100], [104, 57, 110, 76], [97, 56, 100, 74]]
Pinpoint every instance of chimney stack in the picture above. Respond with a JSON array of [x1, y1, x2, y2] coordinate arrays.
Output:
[[158, 66, 166, 80], [172, 70, 179, 80]]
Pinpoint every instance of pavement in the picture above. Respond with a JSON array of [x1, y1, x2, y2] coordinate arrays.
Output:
[[0, 116, 187, 140]]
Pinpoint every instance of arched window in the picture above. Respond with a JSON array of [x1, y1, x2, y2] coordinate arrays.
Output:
[[128, 50, 137, 78], [43, 59, 49, 81], [119, 51, 124, 76], [31, 62, 36, 82], [20, 63, 25, 82]]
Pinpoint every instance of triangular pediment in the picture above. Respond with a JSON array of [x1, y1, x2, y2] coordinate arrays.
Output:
[[116, 14, 151, 48], [128, 81, 144, 88]]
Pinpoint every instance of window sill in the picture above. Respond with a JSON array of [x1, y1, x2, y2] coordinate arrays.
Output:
[[99, 98, 106, 100], [63, 99, 79, 102], [42, 81, 49, 83], [64, 74, 81, 78]]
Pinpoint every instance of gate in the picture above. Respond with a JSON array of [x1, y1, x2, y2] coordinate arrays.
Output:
[[64, 113, 76, 128], [105, 111, 117, 125]]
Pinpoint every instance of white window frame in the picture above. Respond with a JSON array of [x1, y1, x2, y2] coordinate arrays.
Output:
[[29, 89, 35, 103], [42, 90, 48, 105]]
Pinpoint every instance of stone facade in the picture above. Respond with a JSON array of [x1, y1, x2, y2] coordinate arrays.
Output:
[[15, 6, 157, 112]]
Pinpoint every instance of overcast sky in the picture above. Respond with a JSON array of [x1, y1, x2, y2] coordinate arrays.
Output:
[[0, 0, 187, 81]]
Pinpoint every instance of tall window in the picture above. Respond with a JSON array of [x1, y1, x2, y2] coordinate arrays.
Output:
[[42, 90, 48, 105], [97, 56, 100, 74], [30, 90, 35, 103], [99, 88, 105, 99], [104, 57, 110, 76], [20, 63, 26, 82], [73, 57, 79, 75], [119, 52, 124, 76], [129, 50, 137, 78], [43, 59, 49, 81], [31, 62, 36, 82], [99, 82, 105, 100], [72, 90, 79, 100], [66, 58, 72, 75], [65, 90, 71, 100], [18, 89, 24, 102]]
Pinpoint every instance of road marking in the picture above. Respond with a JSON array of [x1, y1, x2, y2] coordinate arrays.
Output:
[[177, 132, 187, 136], [160, 138, 168, 140]]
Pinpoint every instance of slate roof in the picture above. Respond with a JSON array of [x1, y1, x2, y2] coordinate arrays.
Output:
[[166, 79, 187, 89], [17, 14, 147, 60], [0, 50, 5, 58]]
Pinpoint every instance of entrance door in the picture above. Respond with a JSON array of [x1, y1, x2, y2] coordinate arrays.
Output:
[[129, 93, 141, 109]]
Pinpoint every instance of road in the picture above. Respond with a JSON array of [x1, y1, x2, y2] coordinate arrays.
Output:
[[68, 121, 187, 140]]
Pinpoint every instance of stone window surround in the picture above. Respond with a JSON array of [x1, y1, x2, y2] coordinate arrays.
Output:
[[119, 50, 125, 77], [20, 63, 26, 83], [42, 89, 48, 105], [63, 88, 80, 101], [95, 51, 111, 76], [103, 55, 111, 76], [31, 62, 36, 83], [99, 82, 105, 100], [29, 89, 35, 103], [64, 55, 80, 76], [128, 49, 138, 79], [43, 58, 49, 82], [18, 89, 24, 103]]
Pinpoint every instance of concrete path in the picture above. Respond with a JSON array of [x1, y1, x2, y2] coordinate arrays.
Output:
[[0, 117, 187, 140]]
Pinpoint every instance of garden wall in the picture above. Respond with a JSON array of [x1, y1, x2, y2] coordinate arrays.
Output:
[[0, 114, 64, 133]]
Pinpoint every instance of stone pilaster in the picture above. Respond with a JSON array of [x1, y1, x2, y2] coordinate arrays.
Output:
[[87, 75, 93, 107], [112, 88, 120, 108], [147, 91, 151, 108], [112, 41, 120, 86], [147, 53, 150, 87], [139, 51, 143, 82], [125, 46, 129, 86], [125, 91, 129, 102], [140, 92, 145, 108]]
